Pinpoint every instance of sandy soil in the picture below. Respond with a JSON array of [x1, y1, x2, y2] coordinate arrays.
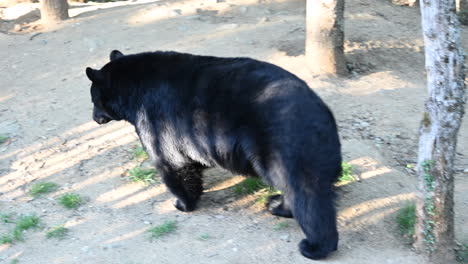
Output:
[[0, 0, 467, 263]]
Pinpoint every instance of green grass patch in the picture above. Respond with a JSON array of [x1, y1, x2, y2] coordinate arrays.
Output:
[[456, 243, 468, 263], [12, 215, 40, 241], [233, 178, 269, 195], [131, 145, 149, 160], [29, 182, 58, 197], [10, 259, 19, 264], [197, 233, 211, 241], [15, 215, 40, 231], [339, 161, 355, 183], [148, 220, 177, 239], [129, 166, 157, 184], [1, 213, 14, 223], [273, 222, 290, 231], [0, 214, 40, 243], [257, 188, 282, 204], [46, 226, 69, 239], [0, 135, 9, 145], [396, 203, 416, 239], [0, 234, 13, 244], [58, 193, 83, 209]]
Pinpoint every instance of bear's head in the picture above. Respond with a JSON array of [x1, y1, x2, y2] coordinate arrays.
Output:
[[86, 50, 124, 124]]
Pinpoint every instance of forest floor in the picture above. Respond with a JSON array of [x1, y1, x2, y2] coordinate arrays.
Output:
[[0, 0, 467, 263]]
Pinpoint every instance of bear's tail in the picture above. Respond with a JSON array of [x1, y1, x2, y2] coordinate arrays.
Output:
[[293, 186, 338, 260]]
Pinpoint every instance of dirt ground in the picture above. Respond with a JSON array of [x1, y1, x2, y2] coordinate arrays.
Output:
[[0, 0, 467, 263]]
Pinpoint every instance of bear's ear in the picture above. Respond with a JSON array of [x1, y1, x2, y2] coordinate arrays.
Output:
[[110, 50, 124, 61], [86, 67, 104, 83]]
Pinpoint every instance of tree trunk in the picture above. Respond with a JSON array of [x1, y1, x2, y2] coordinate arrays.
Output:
[[40, 0, 69, 23], [414, 0, 466, 263], [305, 0, 346, 76], [457, 0, 468, 10]]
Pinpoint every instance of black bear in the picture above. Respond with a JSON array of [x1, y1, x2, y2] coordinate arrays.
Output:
[[86, 50, 342, 260]]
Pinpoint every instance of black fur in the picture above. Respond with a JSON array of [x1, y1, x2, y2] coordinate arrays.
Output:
[[86, 50, 342, 260]]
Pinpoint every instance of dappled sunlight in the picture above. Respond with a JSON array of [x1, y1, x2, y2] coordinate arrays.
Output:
[[113, 185, 164, 209], [339, 193, 415, 228], [206, 175, 245, 192], [96, 183, 146, 204], [68, 0, 161, 18], [360, 166, 392, 180], [156, 199, 178, 214], [0, 121, 137, 200], [340, 71, 408, 95], [127, 0, 198, 25], [0, 94, 15, 103], [103, 227, 148, 244], [70, 167, 128, 193], [348, 156, 379, 169], [64, 216, 88, 228], [0, 243, 10, 253], [1, 3, 38, 20], [346, 13, 379, 21]]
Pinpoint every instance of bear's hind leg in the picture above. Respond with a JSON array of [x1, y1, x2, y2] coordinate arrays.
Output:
[[266, 194, 293, 218], [294, 190, 338, 260]]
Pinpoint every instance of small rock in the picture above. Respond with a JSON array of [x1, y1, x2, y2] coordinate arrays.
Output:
[[359, 121, 370, 127], [214, 215, 225, 219], [232, 247, 238, 252], [463, 168, 468, 174], [280, 234, 290, 242], [143, 220, 151, 225], [259, 17, 270, 23], [239, 6, 248, 13], [14, 24, 21, 31], [81, 246, 89, 253]]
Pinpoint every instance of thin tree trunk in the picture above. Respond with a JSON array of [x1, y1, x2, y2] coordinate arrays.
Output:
[[457, 0, 468, 10], [414, 0, 466, 263], [305, 0, 346, 76], [40, 0, 69, 23]]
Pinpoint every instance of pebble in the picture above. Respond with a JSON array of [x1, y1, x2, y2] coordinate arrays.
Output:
[[463, 168, 468, 174], [81, 246, 90, 253], [143, 220, 151, 225], [280, 234, 290, 242], [214, 215, 225, 219]]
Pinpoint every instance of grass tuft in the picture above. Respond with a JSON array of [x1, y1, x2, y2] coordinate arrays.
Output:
[[12, 215, 40, 241], [58, 193, 83, 209], [131, 145, 149, 160], [46, 226, 69, 239], [396, 203, 416, 238], [273, 222, 290, 231], [128, 166, 157, 184], [15, 215, 40, 231], [197, 233, 211, 241], [29, 182, 58, 197], [339, 161, 355, 183], [0, 234, 13, 244], [257, 188, 282, 204], [456, 243, 468, 263], [1, 213, 14, 223], [0, 135, 9, 145], [233, 178, 269, 195], [148, 220, 177, 239]]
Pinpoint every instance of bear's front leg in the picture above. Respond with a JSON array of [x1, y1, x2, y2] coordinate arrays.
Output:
[[159, 164, 204, 212]]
